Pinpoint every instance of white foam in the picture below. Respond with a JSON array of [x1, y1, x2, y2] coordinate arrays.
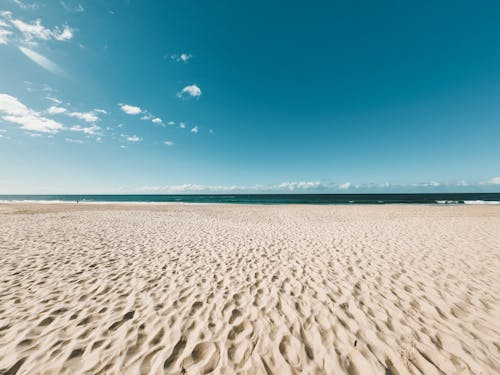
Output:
[[463, 200, 500, 205]]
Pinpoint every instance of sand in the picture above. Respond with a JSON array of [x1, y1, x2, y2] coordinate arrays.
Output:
[[0, 203, 499, 374]]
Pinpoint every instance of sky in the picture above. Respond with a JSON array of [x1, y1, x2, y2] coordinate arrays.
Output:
[[0, 0, 499, 194]]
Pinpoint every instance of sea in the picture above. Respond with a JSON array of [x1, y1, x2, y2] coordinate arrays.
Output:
[[0, 193, 499, 205]]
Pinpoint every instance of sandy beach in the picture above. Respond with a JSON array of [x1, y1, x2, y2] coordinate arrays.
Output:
[[0, 203, 499, 374]]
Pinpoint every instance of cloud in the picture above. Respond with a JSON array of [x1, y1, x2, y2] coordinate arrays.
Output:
[[44, 96, 62, 104], [119, 104, 142, 115], [177, 84, 201, 98], [70, 124, 101, 135], [339, 182, 351, 190], [152, 117, 163, 125], [489, 177, 500, 185], [67, 111, 98, 123], [10, 18, 73, 42], [122, 134, 142, 142], [125, 181, 323, 194], [163, 140, 174, 146], [167, 121, 175, 126], [65, 137, 83, 143], [60, 1, 85, 13], [0, 29, 12, 45], [191, 126, 199, 134], [19, 46, 65, 75], [11, 0, 39, 10], [171, 53, 192, 62], [0, 93, 64, 133], [46, 106, 66, 114], [277, 181, 321, 191], [179, 122, 186, 129]]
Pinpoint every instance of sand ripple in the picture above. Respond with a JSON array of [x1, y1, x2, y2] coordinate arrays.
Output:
[[0, 204, 499, 374]]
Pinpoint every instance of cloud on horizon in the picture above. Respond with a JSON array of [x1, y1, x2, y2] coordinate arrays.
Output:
[[117, 178, 500, 194]]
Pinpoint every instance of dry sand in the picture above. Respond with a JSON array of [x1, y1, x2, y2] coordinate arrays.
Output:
[[0, 203, 499, 374]]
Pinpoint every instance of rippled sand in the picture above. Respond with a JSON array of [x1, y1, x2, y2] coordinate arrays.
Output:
[[0, 203, 499, 374]]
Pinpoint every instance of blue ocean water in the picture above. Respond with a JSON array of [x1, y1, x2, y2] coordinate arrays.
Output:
[[0, 193, 499, 205]]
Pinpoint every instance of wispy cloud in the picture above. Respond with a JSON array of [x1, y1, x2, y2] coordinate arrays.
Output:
[[191, 126, 199, 134], [60, 1, 85, 13], [65, 137, 83, 143], [119, 178, 500, 194], [18, 46, 66, 76], [10, 17, 73, 42], [11, 0, 39, 10], [489, 177, 500, 185], [0, 29, 12, 45], [0, 93, 64, 133], [177, 84, 202, 99], [163, 140, 174, 146]]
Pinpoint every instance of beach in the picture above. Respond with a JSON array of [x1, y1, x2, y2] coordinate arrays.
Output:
[[0, 203, 499, 374]]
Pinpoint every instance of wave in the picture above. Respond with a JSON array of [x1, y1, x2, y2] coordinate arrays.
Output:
[[463, 200, 500, 205]]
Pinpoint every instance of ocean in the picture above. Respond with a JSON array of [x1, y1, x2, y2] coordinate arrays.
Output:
[[0, 193, 499, 205]]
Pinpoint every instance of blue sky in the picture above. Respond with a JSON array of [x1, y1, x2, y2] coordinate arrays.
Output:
[[0, 0, 499, 193]]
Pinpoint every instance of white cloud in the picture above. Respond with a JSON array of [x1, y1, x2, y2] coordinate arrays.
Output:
[[60, 1, 85, 13], [119, 104, 142, 115], [152, 117, 163, 125], [163, 140, 174, 146], [171, 53, 192, 62], [0, 29, 12, 45], [126, 181, 322, 194], [0, 93, 63, 133], [11, 0, 39, 10], [339, 182, 351, 190], [65, 138, 83, 143], [191, 126, 199, 134], [0, 93, 29, 115], [9, 18, 73, 42], [44, 96, 62, 104], [19, 46, 65, 76], [67, 111, 98, 123], [70, 124, 101, 135], [46, 106, 66, 114], [177, 84, 202, 98], [3, 113, 63, 133], [123, 134, 142, 142], [278, 181, 321, 191], [179, 122, 186, 129], [489, 177, 500, 185], [167, 121, 175, 126]]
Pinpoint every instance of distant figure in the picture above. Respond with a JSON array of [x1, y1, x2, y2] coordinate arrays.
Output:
[[76, 200, 79, 204]]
